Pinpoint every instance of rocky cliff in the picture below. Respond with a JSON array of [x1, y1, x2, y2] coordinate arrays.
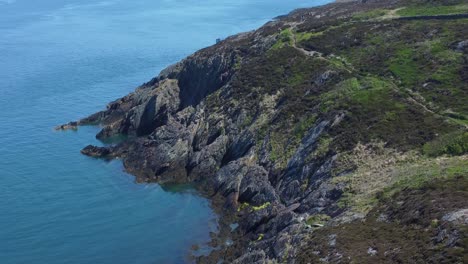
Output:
[[62, 0, 468, 262]]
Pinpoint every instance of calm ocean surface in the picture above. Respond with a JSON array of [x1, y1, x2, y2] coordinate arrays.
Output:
[[0, 0, 330, 263]]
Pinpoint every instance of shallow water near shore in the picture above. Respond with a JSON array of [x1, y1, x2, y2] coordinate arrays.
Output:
[[0, 0, 330, 263]]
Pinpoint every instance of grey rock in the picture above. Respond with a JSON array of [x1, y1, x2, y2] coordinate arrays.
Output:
[[315, 70, 336, 86], [55, 121, 78, 131], [367, 247, 378, 256], [273, 233, 291, 258], [328, 234, 337, 247], [456, 40, 468, 52], [214, 159, 249, 196], [80, 145, 111, 157], [442, 209, 468, 225], [239, 165, 279, 205], [222, 130, 255, 165]]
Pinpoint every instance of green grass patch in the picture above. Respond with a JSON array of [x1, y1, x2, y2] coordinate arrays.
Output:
[[423, 131, 468, 157], [270, 28, 294, 51], [287, 73, 305, 86], [295, 31, 319, 43], [293, 114, 317, 139], [269, 131, 299, 169], [352, 9, 388, 20], [349, 77, 395, 104], [397, 4, 468, 17], [306, 214, 331, 226], [320, 76, 396, 112], [298, 175, 468, 264], [295, 24, 345, 47], [319, 77, 360, 112], [388, 39, 463, 96], [334, 152, 468, 214], [389, 47, 421, 85], [327, 56, 353, 71], [380, 156, 468, 199], [444, 111, 468, 126], [313, 136, 333, 158]]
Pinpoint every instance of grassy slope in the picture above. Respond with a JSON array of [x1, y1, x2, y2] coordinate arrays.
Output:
[[297, 175, 468, 263], [296, 2, 467, 262], [218, 0, 468, 261], [224, 2, 468, 169]]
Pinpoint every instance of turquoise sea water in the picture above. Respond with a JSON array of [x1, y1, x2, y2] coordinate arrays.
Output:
[[0, 0, 330, 263]]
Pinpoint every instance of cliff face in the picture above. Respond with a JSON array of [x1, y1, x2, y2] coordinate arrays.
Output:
[[66, 0, 468, 262]]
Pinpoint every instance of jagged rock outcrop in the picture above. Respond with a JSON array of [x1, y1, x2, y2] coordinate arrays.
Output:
[[62, 0, 468, 262]]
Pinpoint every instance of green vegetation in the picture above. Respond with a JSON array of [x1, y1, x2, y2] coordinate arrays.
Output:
[[320, 75, 450, 150], [397, 4, 468, 16], [270, 29, 294, 50], [238, 202, 250, 212], [294, 31, 317, 43], [306, 214, 331, 226], [312, 136, 332, 158], [352, 9, 388, 20], [270, 26, 336, 51], [295, 17, 468, 151], [389, 47, 421, 85], [380, 156, 468, 199], [252, 202, 271, 211], [269, 131, 296, 168], [298, 175, 468, 263], [300, 17, 468, 114], [444, 111, 468, 126], [423, 131, 468, 157], [257, 233, 264, 241], [232, 43, 354, 169], [293, 115, 317, 140], [92, 1, 468, 262], [227, 4, 467, 237], [347, 76, 396, 104], [296, 25, 343, 42], [238, 202, 271, 212], [241, 114, 254, 128], [233, 54, 243, 70], [333, 149, 468, 213], [388, 39, 464, 88], [319, 77, 360, 112]]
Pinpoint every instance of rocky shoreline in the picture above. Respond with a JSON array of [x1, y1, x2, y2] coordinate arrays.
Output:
[[60, 0, 468, 262]]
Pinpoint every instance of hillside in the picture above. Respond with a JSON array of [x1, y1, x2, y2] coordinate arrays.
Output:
[[60, 0, 468, 262]]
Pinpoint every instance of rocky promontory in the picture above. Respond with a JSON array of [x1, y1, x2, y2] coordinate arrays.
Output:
[[64, 0, 468, 262]]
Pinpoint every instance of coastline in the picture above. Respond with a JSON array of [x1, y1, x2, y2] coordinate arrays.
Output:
[[61, 0, 401, 261], [62, 0, 468, 262], [62, 1, 343, 260]]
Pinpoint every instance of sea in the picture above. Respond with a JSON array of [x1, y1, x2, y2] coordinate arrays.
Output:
[[0, 0, 330, 263]]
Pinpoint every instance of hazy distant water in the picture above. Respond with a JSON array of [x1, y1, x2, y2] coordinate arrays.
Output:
[[0, 0, 330, 263]]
